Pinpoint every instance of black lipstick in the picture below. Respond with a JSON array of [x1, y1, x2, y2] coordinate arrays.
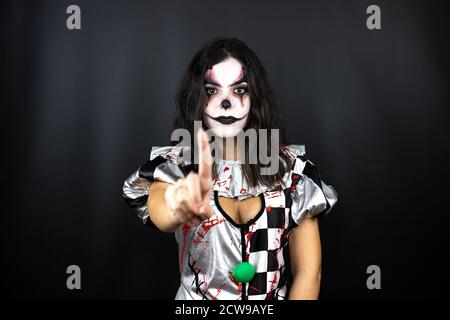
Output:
[[209, 115, 244, 125]]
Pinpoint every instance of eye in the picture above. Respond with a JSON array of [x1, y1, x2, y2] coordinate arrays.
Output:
[[234, 87, 248, 95], [205, 87, 218, 96]]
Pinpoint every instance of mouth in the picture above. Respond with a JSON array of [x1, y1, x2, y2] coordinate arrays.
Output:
[[206, 114, 245, 125]]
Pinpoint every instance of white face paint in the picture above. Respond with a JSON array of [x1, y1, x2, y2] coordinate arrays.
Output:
[[203, 57, 251, 138]]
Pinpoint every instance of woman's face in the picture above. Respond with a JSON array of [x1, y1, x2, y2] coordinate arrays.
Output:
[[203, 57, 250, 138]]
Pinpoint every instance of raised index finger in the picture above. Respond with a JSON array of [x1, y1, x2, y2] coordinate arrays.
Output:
[[197, 128, 212, 195]]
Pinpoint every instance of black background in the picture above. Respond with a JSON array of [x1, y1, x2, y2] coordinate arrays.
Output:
[[2, 0, 449, 299]]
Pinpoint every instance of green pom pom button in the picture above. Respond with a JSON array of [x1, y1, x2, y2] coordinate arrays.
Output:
[[232, 262, 255, 283]]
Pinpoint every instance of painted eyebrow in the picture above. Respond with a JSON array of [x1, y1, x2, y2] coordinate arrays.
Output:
[[204, 75, 248, 87]]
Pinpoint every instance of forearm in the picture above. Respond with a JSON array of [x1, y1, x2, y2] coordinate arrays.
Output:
[[288, 271, 321, 300], [147, 183, 183, 233]]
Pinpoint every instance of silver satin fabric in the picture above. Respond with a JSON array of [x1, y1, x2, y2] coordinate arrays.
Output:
[[122, 145, 338, 300], [174, 197, 243, 300], [289, 156, 339, 224], [122, 169, 153, 225]]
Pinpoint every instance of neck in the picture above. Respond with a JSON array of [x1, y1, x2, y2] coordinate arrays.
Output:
[[221, 137, 238, 161]]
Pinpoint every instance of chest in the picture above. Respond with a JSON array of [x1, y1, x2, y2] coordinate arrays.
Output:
[[217, 194, 264, 225]]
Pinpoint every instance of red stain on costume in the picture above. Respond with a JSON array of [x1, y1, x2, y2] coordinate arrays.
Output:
[[180, 224, 190, 272], [207, 281, 227, 300], [266, 206, 290, 295], [215, 174, 233, 192], [244, 227, 256, 260], [264, 191, 280, 199], [229, 272, 242, 295], [196, 216, 224, 239], [267, 250, 280, 293], [215, 180, 227, 187], [162, 147, 178, 162], [192, 238, 208, 245], [279, 145, 298, 159], [248, 285, 261, 293]]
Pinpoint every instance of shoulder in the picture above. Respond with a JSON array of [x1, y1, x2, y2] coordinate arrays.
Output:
[[280, 144, 325, 186], [279, 144, 308, 173], [280, 144, 306, 160], [149, 145, 192, 166], [281, 145, 339, 222]]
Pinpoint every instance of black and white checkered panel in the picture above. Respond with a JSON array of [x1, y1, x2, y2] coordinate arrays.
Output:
[[247, 190, 290, 300], [289, 155, 339, 226], [122, 155, 185, 229]]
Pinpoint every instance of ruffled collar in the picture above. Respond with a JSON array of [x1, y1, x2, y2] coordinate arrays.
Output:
[[212, 160, 271, 200], [150, 144, 306, 200]]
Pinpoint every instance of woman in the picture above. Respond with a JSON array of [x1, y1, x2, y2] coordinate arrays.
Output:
[[122, 37, 338, 300]]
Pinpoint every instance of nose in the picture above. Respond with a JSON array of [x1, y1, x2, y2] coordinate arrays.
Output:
[[221, 99, 231, 110]]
